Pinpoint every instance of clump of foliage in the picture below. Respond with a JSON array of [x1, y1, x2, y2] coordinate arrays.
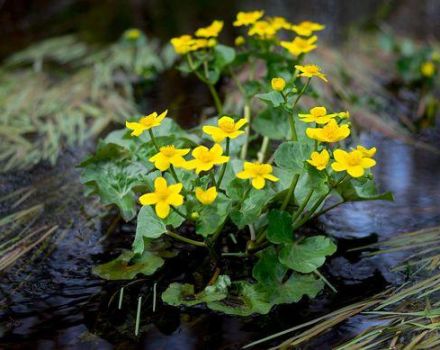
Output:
[[82, 11, 392, 316], [379, 32, 440, 130], [0, 30, 174, 172]]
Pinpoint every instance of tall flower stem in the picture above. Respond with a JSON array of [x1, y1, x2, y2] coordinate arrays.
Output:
[[257, 136, 270, 163], [280, 174, 299, 211], [207, 83, 223, 116], [172, 206, 187, 219], [291, 189, 314, 223], [216, 138, 230, 189], [289, 78, 311, 142], [240, 103, 251, 160], [148, 129, 160, 152]]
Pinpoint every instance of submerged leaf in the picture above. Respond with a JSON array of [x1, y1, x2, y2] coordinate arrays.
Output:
[[92, 249, 164, 280]]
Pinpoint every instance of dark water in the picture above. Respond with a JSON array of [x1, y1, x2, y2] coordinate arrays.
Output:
[[1, 130, 440, 349]]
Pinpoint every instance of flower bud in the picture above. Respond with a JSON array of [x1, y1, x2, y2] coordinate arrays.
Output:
[[271, 77, 286, 91]]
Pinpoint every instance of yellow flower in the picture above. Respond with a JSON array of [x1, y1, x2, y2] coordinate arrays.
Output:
[[195, 186, 218, 205], [269, 16, 291, 31], [307, 149, 330, 171], [235, 36, 245, 46], [291, 21, 325, 37], [124, 28, 142, 40], [233, 10, 264, 26], [295, 64, 328, 82], [338, 111, 350, 119], [190, 38, 217, 50], [299, 106, 337, 124], [184, 144, 229, 174], [421, 61, 436, 77], [356, 145, 376, 158], [280, 36, 318, 56], [306, 119, 350, 143], [195, 20, 224, 38], [139, 177, 184, 219], [170, 35, 194, 54], [236, 162, 279, 189], [149, 145, 190, 171], [271, 77, 286, 91], [203, 116, 247, 142], [331, 149, 376, 178], [125, 110, 168, 136], [248, 20, 277, 39]]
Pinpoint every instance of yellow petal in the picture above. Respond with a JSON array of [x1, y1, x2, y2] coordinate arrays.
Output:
[[139, 193, 158, 205], [264, 174, 279, 182], [168, 183, 183, 194], [156, 110, 168, 122], [252, 177, 265, 189], [333, 149, 348, 163], [154, 157, 171, 171], [361, 158, 376, 168], [235, 118, 248, 130], [169, 193, 184, 206], [331, 162, 347, 172], [155, 202, 170, 218], [154, 177, 168, 191], [236, 170, 252, 179], [347, 166, 364, 178]]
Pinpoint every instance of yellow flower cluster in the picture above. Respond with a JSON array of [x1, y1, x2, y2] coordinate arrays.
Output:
[[301, 106, 377, 178], [125, 111, 278, 219], [170, 20, 223, 54]]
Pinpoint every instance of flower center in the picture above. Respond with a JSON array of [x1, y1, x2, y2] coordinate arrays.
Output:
[[346, 153, 362, 166], [156, 189, 170, 201], [141, 116, 155, 127], [220, 121, 236, 133], [160, 146, 177, 157], [198, 151, 214, 163]]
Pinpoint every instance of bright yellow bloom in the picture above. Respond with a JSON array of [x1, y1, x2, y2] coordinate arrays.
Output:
[[269, 16, 291, 31], [271, 77, 286, 91], [233, 10, 264, 26], [203, 116, 247, 142], [421, 61, 435, 77], [149, 145, 190, 171], [124, 28, 142, 40], [125, 110, 168, 136], [306, 119, 350, 143], [331, 149, 376, 178], [139, 177, 184, 219], [170, 35, 194, 54], [299, 106, 336, 124], [280, 36, 317, 56], [248, 20, 277, 39], [184, 144, 229, 174], [236, 162, 279, 189], [190, 38, 217, 50], [338, 111, 350, 119], [295, 64, 328, 82], [235, 36, 245, 46], [195, 186, 218, 205], [307, 149, 330, 171], [291, 21, 325, 37], [195, 20, 224, 38], [356, 145, 377, 158]]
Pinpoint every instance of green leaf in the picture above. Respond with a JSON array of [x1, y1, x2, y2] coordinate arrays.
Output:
[[274, 141, 313, 174], [252, 108, 290, 140], [162, 275, 231, 307], [133, 206, 167, 254], [230, 188, 272, 229], [255, 91, 284, 108], [196, 194, 231, 237], [92, 249, 164, 280], [214, 44, 236, 69], [252, 247, 287, 285], [279, 236, 337, 273], [336, 178, 394, 202], [267, 210, 293, 244]]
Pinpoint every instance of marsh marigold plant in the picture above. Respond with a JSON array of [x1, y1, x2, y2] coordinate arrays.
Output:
[[82, 10, 391, 318]]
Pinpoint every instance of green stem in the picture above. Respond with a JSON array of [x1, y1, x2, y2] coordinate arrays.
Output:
[[207, 83, 223, 116], [169, 164, 180, 183], [210, 171, 217, 187], [216, 138, 230, 189], [257, 136, 270, 163], [292, 191, 329, 230], [314, 270, 337, 293], [280, 174, 300, 211], [166, 230, 206, 247], [240, 103, 251, 160], [222, 252, 248, 257], [292, 189, 314, 223], [289, 78, 311, 142], [148, 129, 160, 152], [313, 200, 345, 218], [172, 206, 187, 219]]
